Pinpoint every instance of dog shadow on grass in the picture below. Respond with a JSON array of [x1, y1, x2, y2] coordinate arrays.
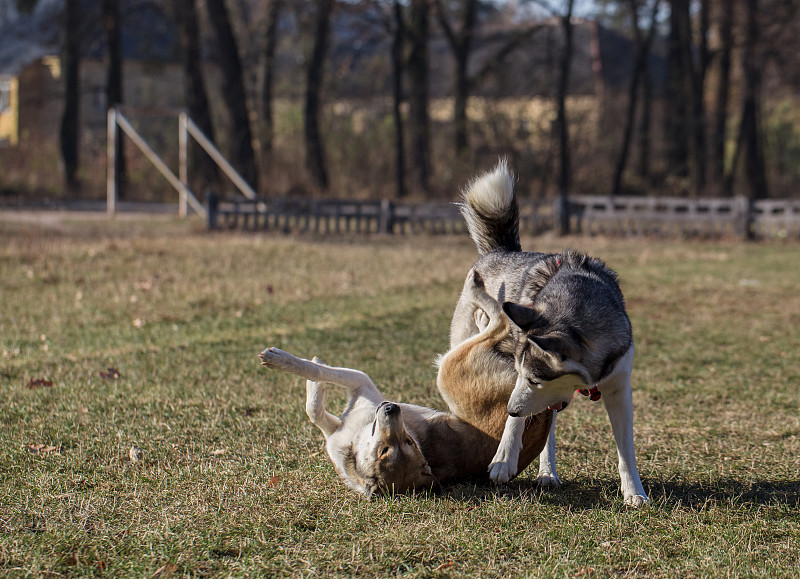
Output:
[[440, 477, 800, 510]]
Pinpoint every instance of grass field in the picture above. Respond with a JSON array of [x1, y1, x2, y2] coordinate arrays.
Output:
[[1, 212, 799, 577]]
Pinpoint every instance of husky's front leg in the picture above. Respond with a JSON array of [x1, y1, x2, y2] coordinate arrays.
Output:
[[536, 412, 561, 487], [599, 350, 648, 506], [488, 415, 526, 483]]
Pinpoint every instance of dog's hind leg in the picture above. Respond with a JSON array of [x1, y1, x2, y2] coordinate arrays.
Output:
[[259, 347, 384, 405], [536, 412, 561, 487], [305, 366, 341, 437]]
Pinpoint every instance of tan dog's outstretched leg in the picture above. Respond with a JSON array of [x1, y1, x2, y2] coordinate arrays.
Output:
[[259, 348, 384, 437], [305, 358, 341, 438]]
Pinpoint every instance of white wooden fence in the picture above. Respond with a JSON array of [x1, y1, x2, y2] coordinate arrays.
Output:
[[207, 192, 800, 239]]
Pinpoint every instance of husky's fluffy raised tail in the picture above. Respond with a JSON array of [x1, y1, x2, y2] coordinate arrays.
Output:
[[459, 161, 521, 256]]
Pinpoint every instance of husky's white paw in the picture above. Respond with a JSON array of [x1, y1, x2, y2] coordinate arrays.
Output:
[[488, 457, 517, 484], [535, 471, 561, 488], [624, 494, 650, 507]]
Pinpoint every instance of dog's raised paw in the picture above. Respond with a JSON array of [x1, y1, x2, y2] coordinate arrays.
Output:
[[258, 347, 291, 368]]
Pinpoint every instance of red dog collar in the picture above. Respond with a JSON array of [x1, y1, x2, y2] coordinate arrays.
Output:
[[549, 386, 601, 411], [579, 386, 602, 402]]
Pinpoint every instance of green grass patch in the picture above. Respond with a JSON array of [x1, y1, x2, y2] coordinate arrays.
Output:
[[1, 214, 799, 577]]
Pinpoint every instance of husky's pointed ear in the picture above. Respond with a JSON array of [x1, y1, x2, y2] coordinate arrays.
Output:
[[503, 302, 545, 331], [530, 336, 565, 362]]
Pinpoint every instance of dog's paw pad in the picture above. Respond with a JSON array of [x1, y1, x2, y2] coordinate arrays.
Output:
[[535, 473, 562, 488], [258, 347, 290, 367]]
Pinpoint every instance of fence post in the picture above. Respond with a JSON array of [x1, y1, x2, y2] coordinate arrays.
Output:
[[206, 189, 218, 231], [106, 107, 117, 218], [554, 196, 569, 235], [380, 199, 395, 234], [735, 195, 753, 240], [178, 111, 188, 218]]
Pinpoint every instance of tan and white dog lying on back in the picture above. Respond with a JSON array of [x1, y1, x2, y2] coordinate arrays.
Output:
[[259, 270, 552, 497]]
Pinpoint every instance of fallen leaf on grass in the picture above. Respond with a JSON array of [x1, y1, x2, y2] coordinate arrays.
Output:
[[574, 567, 595, 577], [129, 446, 143, 462], [99, 367, 121, 380], [600, 541, 618, 548], [268, 476, 281, 487], [152, 563, 178, 578], [66, 552, 80, 566], [26, 378, 53, 389], [435, 562, 455, 572], [213, 448, 227, 456], [27, 444, 59, 455]]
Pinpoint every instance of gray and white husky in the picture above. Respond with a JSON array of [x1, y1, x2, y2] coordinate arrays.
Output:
[[451, 161, 649, 506]]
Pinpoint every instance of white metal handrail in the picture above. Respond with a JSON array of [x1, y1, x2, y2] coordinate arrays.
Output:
[[179, 113, 257, 200], [107, 108, 206, 218], [107, 107, 259, 218]]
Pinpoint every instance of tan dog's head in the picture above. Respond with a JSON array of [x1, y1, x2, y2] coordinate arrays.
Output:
[[332, 402, 439, 498]]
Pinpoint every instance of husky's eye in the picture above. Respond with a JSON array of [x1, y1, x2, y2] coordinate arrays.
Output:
[[379, 447, 390, 458], [405, 439, 414, 446], [527, 377, 542, 389]]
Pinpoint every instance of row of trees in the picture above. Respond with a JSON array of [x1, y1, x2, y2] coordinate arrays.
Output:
[[9, 0, 800, 200]]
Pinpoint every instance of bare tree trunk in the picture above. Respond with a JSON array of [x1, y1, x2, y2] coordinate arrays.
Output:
[[60, 0, 80, 192], [391, 0, 406, 198], [689, 0, 709, 193], [712, 0, 733, 189], [665, 0, 707, 193], [556, 0, 575, 235], [173, 0, 218, 188], [739, 0, 767, 200], [304, 0, 334, 191], [435, 0, 478, 157], [103, 0, 125, 197], [637, 67, 652, 181], [665, 0, 689, 178], [262, 0, 281, 157], [407, 0, 431, 193], [205, 0, 259, 191], [613, 0, 660, 196]]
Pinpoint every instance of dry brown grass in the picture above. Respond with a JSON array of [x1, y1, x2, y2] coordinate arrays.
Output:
[[1, 212, 799, 577]]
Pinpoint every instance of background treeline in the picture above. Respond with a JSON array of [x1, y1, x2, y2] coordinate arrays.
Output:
[[2, 0, 800, 202]]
